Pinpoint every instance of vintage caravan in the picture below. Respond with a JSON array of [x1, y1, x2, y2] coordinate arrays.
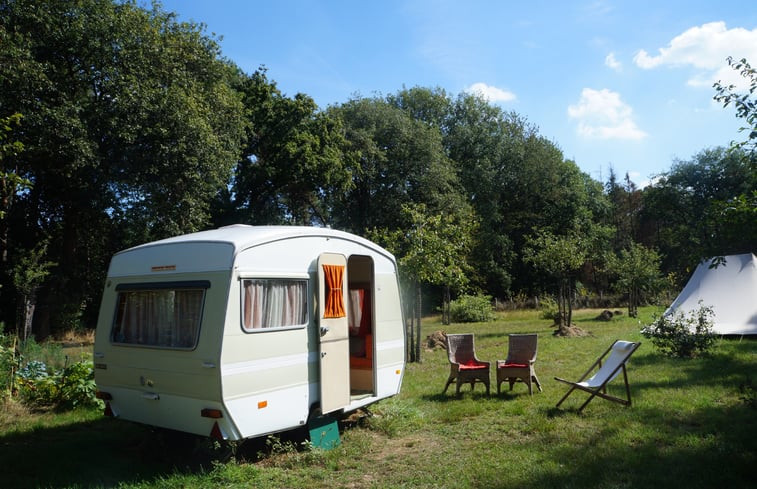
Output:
[[93, 225, 406, 441]]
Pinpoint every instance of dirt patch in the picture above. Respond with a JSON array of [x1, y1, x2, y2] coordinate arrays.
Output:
[[553, 324, 591, 337], [594, 309, 624, 321], [351, 430, 444, 478], [425, 331, 447, 350], [595, 310, 613, 321]]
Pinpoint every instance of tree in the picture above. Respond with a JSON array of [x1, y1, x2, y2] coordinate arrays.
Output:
[[640, 147, 755, 281], [217, 69, 350, 226], [523, 230, 587, 334], [328, 96, 461, 234], [604, 167, 643, 251], [0, 113, 31, 265], [606, 242, 662, 318], [713, 57, 757, 153], [0, 0, 246, 335], [711, 56, 757, 264], [369, 203, 476, 362], [12, 241, 55, 341]]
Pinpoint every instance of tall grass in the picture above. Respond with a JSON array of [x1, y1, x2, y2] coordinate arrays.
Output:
[[1, 307, 755, 488]]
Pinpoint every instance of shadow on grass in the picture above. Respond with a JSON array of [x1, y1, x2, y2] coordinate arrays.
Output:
[[423, 390, 494, 403], [480, 401, 757, 489], [0, 417, 234, 488], [628, 340, 757, 391]]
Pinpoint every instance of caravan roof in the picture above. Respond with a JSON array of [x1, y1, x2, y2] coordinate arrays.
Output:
[[108, 225, 395, 277], [119, 225, 390, 257]]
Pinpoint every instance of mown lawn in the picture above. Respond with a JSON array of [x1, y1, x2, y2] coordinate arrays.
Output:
[[1, 306, 755, 488]]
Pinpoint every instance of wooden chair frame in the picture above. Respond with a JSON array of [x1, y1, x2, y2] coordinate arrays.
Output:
[[554, 340, 641, 413]]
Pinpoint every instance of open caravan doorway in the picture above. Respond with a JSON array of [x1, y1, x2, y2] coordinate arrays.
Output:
[[347, 255, 375, 400]]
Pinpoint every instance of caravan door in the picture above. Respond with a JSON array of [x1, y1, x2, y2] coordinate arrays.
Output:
[[317, 253, 350, 413]]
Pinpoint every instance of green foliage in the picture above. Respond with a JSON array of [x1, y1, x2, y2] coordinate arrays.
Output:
[[366, 397, 425, 437], [0, 0, 246, 334], [220, 68, 350, 226], [328, 95, 462, 234], [11, 241, 55, 296], [606, 242, 663, 317], [642, 147, 756, 271], [0, 113, 31, 222], [738, 377, 757, 410], [17, 359, 102, 410], [539, 296, 559, 321], [523, 230, 588, 329], [641, 303, 716, 358], [448, 294, 495, 323], [713, 57, 757, 153], [18, 336, 65, 371], [374, 203, 476, 292], [0, 330, 19, 399]]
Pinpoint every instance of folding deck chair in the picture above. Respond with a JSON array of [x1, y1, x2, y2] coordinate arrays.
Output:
[[554, 340, 641, 412]]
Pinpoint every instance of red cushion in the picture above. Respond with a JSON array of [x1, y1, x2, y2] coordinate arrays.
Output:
[[459, 362, 487, 370], [499, 362, 528, 368]]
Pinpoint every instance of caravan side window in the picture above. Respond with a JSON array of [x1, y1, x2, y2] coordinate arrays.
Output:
[[241, 279, 308, 331], [110, 281, 208, 349]]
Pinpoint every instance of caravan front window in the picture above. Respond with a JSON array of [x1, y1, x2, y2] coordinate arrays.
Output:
[[110, 281, 208, 349], [242, 279, 307, 331]]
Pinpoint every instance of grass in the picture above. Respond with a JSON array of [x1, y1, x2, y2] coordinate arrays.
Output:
[[1, 306, 755, 488]]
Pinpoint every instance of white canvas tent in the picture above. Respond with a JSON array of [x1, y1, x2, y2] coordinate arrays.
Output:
[[666, 253, 757, 335]]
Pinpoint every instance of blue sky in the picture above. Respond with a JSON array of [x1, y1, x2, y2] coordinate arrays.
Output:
[[157, 0, 757, 187]]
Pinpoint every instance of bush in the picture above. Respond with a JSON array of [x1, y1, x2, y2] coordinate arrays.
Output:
[[539, 296, 559, 322], [449, 295, 495, 323], [17, 359, 102, 410], [641, 303, 716, 358], [0, 340, 20, 399]]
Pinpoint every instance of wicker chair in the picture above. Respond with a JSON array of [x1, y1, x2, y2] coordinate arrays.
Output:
[[443, 333, 490, 395], [496, 334, 543, 395]]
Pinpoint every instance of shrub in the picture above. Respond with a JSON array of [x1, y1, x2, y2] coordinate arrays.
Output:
[[17, 359, 102, 410], [449, 294, 495, 323], [0, 342, 20, 399], [539, 296, 559, 322], [641, 303, 716, 358]]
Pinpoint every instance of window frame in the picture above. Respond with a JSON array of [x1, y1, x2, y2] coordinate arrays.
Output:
[[110, 280, 210, 350], [239, 275, 310, 333]]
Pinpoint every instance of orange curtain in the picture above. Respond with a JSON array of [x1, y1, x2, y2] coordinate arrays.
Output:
[[323, 264, 346, 318]]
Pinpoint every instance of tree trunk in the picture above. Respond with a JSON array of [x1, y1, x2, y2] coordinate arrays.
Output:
[[442, 285, 451, 325], [19, 290, 36, 341], [557, 279, 568, 330], [628, 287, 638, 318], [415, 281, 422, 363], [407, 292, 416, 363], [566, 278, 574, 329]]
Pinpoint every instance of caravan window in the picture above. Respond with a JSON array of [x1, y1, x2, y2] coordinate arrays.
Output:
[[241, 279, 307, 331], [110, 281, 208, 349]]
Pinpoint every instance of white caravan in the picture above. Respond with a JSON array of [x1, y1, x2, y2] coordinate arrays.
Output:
[[93, 225, 406, 441]]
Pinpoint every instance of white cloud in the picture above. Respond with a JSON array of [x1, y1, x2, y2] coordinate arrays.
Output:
[[568, 88, 647, 140], [633, 22, 757, 89], [639, 175, 662, 189], [605, 52, 621, 71], [465, 82, 516, 103]]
